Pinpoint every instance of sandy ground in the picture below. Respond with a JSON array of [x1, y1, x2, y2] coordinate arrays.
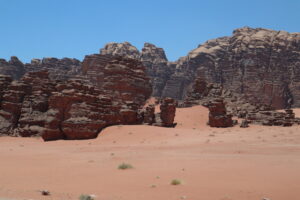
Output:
[[1, 106, 300, 200]]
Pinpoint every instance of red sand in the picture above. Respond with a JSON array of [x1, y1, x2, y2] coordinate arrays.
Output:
[[1, 106, 300, 200]]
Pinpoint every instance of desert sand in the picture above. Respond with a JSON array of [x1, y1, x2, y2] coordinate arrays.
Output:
[[1, 106, 300, 200]]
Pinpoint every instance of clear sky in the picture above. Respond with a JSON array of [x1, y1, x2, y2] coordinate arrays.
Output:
[[1, 0, 299, 63]]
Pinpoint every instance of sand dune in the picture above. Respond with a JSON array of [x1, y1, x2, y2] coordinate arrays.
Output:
[[0, 106, 300, 200]]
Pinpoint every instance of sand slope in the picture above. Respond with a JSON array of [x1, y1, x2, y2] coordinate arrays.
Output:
[[0, 106, 300, 200]]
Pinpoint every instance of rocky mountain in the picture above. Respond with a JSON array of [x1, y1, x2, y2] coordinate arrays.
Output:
[[168, 27, 300, 109], [0, 56, 25, 80], [1, 27, 300, 109]]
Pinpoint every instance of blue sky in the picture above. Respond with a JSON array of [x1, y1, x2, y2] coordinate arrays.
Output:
[[0, 0, 299, 63]]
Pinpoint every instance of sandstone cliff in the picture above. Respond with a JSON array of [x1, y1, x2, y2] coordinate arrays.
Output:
[[167, 27, 300, 109], [0, 55, 160, 140]]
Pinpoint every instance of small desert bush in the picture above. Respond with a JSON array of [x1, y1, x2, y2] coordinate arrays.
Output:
[[79, 194, 94, 200], [171, 179, 181, 185], [118, 163, 133, 170]]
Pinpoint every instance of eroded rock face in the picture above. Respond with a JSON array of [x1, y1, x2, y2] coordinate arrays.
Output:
[[25, 57, 81, 80], [153, 98, 177, 127], [16, 71, 57, 137], [160, 98, 177, 127], [42, 80, 122, 140], [207, 98, 233, 128], [100, 42, 140, 60], [166, 27, 300, 109], [0, 57, 25, 80], [82, 54, 152, 105], [142, 104, 155, 125], [0, 53, 156, 140], [246, 109, 300, 126], [141, 43, 174, 96], [100, 42, 174, 97], [182, 77, 272, 118]]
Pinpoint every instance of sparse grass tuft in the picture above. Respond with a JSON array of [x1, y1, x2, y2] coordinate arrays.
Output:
[[79, 194, 94, 200], [118, 163, 133, 170], [171, 179, 181, 185]]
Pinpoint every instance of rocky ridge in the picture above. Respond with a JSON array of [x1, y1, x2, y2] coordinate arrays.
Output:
[[172, 27, 300, 109], [25, 57, 82, 80], [2, 27, 300, 109], [0, 54, 177, 140]]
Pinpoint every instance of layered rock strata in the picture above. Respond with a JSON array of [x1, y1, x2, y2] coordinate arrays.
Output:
[[82, 54, 152, 105], [25, 57, 81, 80]]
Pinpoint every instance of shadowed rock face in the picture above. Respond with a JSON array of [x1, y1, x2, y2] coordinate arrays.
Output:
[[168, 27, 300, 109], [25, 57, 82, 80], [0, 57, 25, 80]]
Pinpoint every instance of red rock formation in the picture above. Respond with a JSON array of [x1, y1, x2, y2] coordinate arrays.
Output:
[[0, 53, 156, 140], [82, 54, 152, 105], [207, 98, 233, 128], [153, 98, 177, 127], [16, 71, 56, 137], [99, 42, 174, 97]]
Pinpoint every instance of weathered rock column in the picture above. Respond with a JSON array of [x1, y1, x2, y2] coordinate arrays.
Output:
[[208, 98, 233, 128], [158, 98, 177, 127]]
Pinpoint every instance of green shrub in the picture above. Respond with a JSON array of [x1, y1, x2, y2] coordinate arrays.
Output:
[[171, 179, 181, 185], [118, 163, 133, 170], [79, 194, 94, 200]]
